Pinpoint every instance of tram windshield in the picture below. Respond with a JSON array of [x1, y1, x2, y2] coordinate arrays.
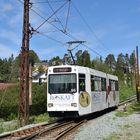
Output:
[[48, 74, 77, 94]]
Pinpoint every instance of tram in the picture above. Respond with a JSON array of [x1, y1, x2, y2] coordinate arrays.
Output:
[[47, 65, 119, 117]]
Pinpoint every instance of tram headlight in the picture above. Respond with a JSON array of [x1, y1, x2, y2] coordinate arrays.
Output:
[[48, 103, 53, 107], [71, 103, 77, 107]]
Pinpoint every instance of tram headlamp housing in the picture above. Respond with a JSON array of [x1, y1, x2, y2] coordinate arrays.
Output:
[[71, 103, 77, 107], [48, 103, 53, 107]]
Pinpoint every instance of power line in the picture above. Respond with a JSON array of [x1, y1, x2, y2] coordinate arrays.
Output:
[[17, 0, 105, 59], [46, 0, 65, 30], [37, 31, 65, 45], [64, 0, 71, 32], [35, 0, 68, 31], [71, 1, 112, 55], [31, 0, 66, 4]]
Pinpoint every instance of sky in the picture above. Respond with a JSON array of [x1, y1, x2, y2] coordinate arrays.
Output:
[[0, 0, 140, 61]]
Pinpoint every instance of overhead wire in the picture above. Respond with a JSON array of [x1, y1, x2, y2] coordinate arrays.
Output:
[[64, 0, 71, 32], [34, 0, 68, 31], [32, 0, 66, 4], [17, 0, 105, 59], [71, 1, 112, 55], [46, 0, 65, 31]]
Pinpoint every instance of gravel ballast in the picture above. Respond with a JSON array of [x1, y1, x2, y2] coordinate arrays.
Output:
[[72, 111, 140, 140]]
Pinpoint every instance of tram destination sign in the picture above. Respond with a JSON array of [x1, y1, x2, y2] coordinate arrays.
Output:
[[53, 67, 71, 73]]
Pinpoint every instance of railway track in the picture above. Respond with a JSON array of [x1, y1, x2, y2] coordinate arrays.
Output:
[[119, 95, 137, 106], [0, 119, 86, 140], [0, 95, 137, 140]]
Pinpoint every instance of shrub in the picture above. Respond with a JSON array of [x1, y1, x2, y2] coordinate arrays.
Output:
[[0, 83, 47, 120]]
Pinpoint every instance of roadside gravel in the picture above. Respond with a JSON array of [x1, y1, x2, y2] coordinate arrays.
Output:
[[72, 111, 140, 140]]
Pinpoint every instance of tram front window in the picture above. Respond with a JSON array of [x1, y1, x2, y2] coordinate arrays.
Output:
[[49, 74, 77, 94]]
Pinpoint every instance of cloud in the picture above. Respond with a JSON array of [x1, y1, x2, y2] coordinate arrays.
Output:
[[3, 3, 13, 12], [0, 44, 18, 58], [0, 30, 21, 45]]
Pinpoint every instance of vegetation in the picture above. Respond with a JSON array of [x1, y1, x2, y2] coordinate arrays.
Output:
[[115, 101, 140, 117], [0, 49, 137, 124], [0, 50, 40, 82], [0, 83, 47, 121]]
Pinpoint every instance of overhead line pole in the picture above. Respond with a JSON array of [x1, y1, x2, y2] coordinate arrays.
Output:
[[136, 46, 140, 102], [19, 0, 30, 126]]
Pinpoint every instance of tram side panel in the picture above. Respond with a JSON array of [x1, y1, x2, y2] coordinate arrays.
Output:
[[78, 69, 92, 116], [107, 74, 119, 108]]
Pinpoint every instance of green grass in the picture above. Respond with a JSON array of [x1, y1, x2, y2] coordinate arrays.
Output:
[[115, 101, 140, 117], [29, 113, 55, 124], [119, 82, 135, 102], [103, 133, 119, 140], [0, 113, 54, 134]]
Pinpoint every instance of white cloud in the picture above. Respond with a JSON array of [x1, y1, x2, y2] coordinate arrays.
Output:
[[0, 44, 18, 58], [3, 3, 13, 12], [0, 30, 21, 45]]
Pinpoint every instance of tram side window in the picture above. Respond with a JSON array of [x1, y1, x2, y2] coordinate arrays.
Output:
[[91, 75, 101, 91], [115, 81, 119, 91], [109, 79, 115, 91], [79, 74, 86, 92], [91, 75, 94, 91], [101, 78, 106, 91]]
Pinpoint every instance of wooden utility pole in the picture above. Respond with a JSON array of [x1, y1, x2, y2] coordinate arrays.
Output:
[[19, 0, 30, 126], [135, 46, 140, 102]]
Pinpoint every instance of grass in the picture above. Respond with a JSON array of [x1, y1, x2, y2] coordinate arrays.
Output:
[[115, 101, 140, 117], [119, 82, 135, 102], [0, 113, 54, 134], [29, 113, 55, 124], [104, 122, 140, 140], [103, 133, 119, 140]]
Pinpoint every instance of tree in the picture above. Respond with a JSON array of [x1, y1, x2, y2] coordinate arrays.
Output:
[[105, 54, 116, 72], [75, 50, 83, 66], [115, 53, 126, 81], [49, 56, 62, 66], [91, 57, 109, 73], [29, 50, 40, 64], [82, 50, 91, 67], [38, 65, 45, 73], [129, 51, 135, 69]]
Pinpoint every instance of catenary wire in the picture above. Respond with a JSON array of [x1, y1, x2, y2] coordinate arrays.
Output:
[[17, 0, 106, 59], [71, 1, 112, 55]]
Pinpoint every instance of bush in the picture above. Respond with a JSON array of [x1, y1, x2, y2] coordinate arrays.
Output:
[[0, 85, 19, 120], [0, 83, 47, 120], [119, 82, 135, 102], [30, 84, 47, 115]]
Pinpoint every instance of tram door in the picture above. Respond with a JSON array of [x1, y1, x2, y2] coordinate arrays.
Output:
[[79, 74, 91, 115]]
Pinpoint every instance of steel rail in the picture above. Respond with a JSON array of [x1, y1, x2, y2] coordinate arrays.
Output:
[[16, 121, 74, 140], [54, 119, 87, 140], [0, 119, 64, 140], [119, 95, 137, 106]]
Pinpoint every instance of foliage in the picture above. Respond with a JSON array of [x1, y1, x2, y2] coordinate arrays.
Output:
[[49, 56, 62, 65], [115, 101, 140, 117], [0, 50, 40, 82], [30, 83, 47, 115], [119, 81, 135, 102], [105, 54, 116, 71], [103, 133, 119, 140], [29, 113, 54, 124], [0, 83, 47, 120], [0, 85, 19, 120]]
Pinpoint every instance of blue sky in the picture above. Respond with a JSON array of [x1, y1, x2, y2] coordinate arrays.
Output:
[[0, 0, 140, 61]]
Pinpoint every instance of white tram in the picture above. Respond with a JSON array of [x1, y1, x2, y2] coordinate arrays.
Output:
[[47, 65, 119, 117]]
